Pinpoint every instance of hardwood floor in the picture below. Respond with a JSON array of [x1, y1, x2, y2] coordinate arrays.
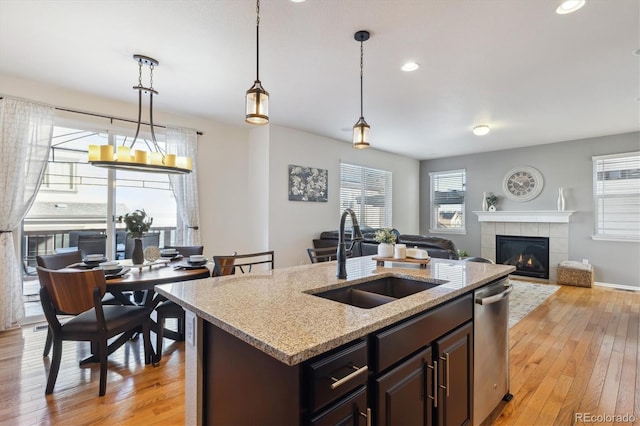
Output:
[[0, 284, 638, 425], [0, 320, 186, 425], [491, 284, 640, 426]]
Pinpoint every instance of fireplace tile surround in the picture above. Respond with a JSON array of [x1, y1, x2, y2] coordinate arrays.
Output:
[[476, 212, 572, 282]]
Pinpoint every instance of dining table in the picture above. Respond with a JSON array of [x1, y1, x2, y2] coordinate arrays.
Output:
[[71, 258, 210, 365]]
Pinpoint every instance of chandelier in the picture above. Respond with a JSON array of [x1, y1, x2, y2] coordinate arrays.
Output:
[[88, 54, 192, 174]]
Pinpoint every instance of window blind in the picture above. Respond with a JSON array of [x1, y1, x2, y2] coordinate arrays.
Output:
[[593, 152, 640, 241], [430, 169, 466, 232], [340, 163, 392, 228]]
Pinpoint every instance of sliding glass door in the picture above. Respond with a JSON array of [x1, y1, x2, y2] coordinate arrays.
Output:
[[22, 122, 178, 319]]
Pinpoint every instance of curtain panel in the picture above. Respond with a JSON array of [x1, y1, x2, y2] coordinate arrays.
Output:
[[166, 127, 201, 246], [0, 97, 54, 331]]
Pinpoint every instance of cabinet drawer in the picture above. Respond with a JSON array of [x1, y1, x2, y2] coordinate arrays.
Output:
[[310, 386, 367, 426], [307, 339, 368, 413], [374, 294, 472, 372]]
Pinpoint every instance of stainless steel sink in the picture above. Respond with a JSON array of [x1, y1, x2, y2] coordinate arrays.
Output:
[[311, 277, 448, 309]]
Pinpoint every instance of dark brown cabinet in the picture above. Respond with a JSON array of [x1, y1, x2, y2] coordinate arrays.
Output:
[[372, 294, 473, 426], [310, 386, 368, 426], [376, 347, 432, 426], [373, 322, 473, 426], [202, 293, 474, 426], [435, 322, 473, 426]]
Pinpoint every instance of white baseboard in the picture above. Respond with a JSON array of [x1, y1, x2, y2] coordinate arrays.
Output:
[[595, 281, 640, 292]]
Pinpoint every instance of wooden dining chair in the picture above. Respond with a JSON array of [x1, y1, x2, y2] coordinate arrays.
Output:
[[212, 253, 237, 277], [154, 245, 206, 362], [307, 246, 339, 263], [37, 251, 84, 357], [212, 250, 274, 276], [36, 251, 82, 270], [37, 267, 153, 396], [77, 234, 107, 258], [36, 251, 128, 358]]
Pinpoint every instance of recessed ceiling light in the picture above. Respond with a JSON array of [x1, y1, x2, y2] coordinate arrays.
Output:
[[401, 62, 420, 72], [290, 0, 306, 2], [556, 0, 585, 14], [473, 125, 491, 136]]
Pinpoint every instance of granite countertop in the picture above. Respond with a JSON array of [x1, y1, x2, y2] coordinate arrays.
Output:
[[155, 256, 515, 366]]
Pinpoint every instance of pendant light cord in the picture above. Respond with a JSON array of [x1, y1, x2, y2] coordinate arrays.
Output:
[[256, 0, 260, 81], [359, 39, 364, 118]]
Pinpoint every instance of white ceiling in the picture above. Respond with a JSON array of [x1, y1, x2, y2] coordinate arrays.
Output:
[[1, 0, 638, 160]]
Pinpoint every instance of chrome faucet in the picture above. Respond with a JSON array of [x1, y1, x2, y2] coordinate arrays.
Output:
[[337, 208, 364, 279]]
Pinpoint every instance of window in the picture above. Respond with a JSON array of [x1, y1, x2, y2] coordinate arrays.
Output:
[[340, 163, 392, 228], [429, 169, 466, 233], [23, 124, 178, 263], [42, 160, 76, 192], [593, 152, 640, 241]]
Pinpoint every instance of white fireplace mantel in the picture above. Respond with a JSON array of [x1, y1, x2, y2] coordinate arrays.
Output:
[[473, 210, 575, 223]]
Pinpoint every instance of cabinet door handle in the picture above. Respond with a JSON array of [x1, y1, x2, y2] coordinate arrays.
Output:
[[359, 407, 372, 426], [439, 353, 450, 397], [330, 365, 368, 390], [426, 361, 437, 408]]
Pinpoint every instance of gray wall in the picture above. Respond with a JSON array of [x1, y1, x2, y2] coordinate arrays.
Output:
[[420, 132, 640, 287]]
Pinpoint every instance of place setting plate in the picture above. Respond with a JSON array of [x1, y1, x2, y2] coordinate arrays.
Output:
[[175, 256, 209, 270], [160, 253, 183, 260], [81, 257, 108, 267], [104, 267, 131, 279]]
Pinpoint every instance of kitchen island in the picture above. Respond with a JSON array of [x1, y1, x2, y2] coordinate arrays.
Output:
[[156, 255, 515, 425]]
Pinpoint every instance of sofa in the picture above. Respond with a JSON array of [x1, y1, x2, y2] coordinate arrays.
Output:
[[313, 227, 459, 260]]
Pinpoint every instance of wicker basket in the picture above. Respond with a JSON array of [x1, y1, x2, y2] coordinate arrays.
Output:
[[557, 261, 594, 288]]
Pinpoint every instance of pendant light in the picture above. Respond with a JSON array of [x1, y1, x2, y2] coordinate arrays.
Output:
[[88, 54, 192, 174], [353, 30, 371, 149], [245, 0, 269, 125]]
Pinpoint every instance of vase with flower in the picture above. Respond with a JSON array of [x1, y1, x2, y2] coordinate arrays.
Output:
[[486, 193, 498, 212], [123, 209, 153, 265], [374, 228, 397, 258]]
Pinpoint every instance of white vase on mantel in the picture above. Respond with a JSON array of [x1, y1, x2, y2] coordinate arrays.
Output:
[[557, 187, 565, 211], [482, 192, 489, 212], [378, 243, 394, 258]]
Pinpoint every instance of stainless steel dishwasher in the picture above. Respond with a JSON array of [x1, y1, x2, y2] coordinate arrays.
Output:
[[473, 277, 513, 426]]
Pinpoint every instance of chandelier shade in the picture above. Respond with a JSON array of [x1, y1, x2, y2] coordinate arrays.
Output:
[[353, 30, 371, 149], [245, 0, 269, 125], [88, 54, 192, 174], [353, 116, 370, 149], [245, 80, 269, 125]]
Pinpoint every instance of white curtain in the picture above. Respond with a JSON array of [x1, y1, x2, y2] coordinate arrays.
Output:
[[0, 98, 54, 331], [166, 127, 201, 245]]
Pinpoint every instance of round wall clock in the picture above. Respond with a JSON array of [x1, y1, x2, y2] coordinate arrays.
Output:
[[502, 166, 544, 201]]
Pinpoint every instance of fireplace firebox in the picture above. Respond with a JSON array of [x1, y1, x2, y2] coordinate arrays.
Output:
[[496, 235, 550, 279]]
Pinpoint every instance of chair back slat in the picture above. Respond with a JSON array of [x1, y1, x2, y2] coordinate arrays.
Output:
[[212, 254, 237, 277], [307, 247, 338, 263], [77, 234, 107, 258], [37, 251, 83, 270], [37, 267, 106, 315], [213, 250, 274, 276]]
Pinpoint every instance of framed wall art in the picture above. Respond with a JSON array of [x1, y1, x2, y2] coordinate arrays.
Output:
[[288, 164, 328, 202]]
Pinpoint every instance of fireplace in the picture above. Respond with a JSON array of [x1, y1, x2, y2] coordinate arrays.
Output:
[[496, 235, 550, 279]]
